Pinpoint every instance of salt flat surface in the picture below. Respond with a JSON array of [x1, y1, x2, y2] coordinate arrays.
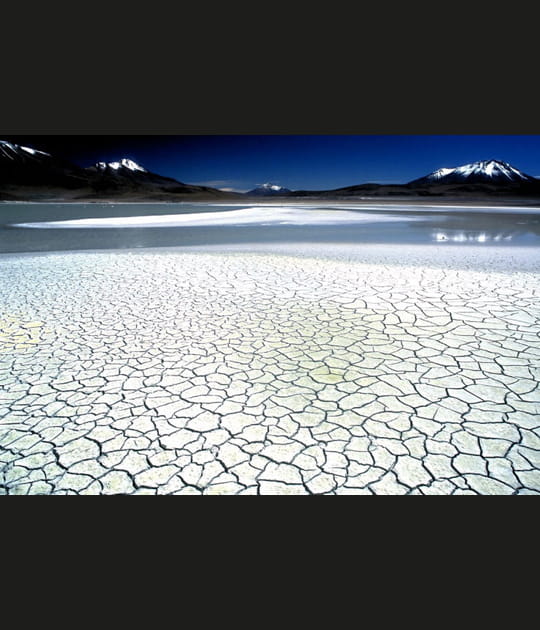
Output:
[[13, 206, 427, 228], [10, 202, 540, 229], [1, 245, 539, 495], [205, 202, 540, 214]]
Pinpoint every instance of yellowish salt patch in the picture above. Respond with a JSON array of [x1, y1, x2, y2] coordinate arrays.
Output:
[[0, 316, 47, 353], [22, 322, 44, 329]]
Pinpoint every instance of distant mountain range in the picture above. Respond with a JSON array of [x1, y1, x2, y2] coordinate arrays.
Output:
[[1, 140, 540, 201]]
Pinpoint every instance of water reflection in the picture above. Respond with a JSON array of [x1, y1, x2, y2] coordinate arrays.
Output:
[[433, 231, 515, 243]]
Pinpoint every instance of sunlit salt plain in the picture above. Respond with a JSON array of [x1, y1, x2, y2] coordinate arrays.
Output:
[[12, 205, 424, 228]]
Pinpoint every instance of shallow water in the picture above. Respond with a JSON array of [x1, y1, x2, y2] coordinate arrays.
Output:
[[1, 202, 540, 254]]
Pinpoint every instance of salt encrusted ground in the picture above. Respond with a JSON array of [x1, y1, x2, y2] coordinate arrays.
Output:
[[1, 245, 539, 495]]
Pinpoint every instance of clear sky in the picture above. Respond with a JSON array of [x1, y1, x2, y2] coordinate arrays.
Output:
[[4, 135, 540, 191]]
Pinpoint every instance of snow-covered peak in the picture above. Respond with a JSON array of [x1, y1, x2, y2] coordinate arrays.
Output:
[[20, 145, 51, 156], [247, 182, 292, 195], [452, 160, 529, 180], [430, 167, 456, 180], [260, 183, 286, 191], [96, 158, 147, 173], [110, 158, 147, 172], [414, 159, 535, 185], [0, 139, 51, 158]]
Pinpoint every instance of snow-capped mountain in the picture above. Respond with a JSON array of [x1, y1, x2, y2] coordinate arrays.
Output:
[[0, 140, 52, 160], [0, 139, 238, 201], [93, 159, 148, 174], [86, 157, 194, 194], [0, 139, 91, 191], [247, 183, 292, 196], [409, 160, 537, 186]]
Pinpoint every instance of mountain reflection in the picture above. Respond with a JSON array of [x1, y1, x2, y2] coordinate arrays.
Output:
[[433, 231, 515, 243]]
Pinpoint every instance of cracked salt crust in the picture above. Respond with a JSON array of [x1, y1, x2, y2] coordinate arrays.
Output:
[[0, 249, 539, 494]]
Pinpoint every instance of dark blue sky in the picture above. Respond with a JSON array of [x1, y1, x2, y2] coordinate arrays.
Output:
[[5, 135, 540, 191]]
